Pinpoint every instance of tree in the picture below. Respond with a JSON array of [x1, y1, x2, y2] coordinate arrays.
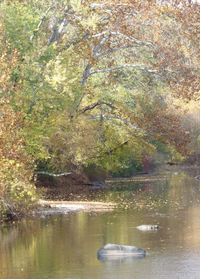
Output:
[[0, 22, 37, 220], [1, 0, 197, 174]]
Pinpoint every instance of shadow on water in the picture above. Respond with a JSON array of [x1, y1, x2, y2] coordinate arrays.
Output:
[[1, 169, 200, 278]]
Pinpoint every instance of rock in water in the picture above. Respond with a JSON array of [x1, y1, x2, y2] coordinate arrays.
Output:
[[136, 225, 159, 231], [97, 243, 146, 260]]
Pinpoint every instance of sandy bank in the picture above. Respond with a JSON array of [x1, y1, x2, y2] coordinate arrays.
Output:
[[38, 200, 116, 215]]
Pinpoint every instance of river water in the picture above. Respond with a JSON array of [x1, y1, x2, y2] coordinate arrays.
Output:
[[1, 169, 200, 279]]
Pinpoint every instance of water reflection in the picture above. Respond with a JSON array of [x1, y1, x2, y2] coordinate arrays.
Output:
[[1, 170, 200, 278]]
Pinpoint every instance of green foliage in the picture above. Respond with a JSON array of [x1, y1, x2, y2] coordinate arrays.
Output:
[[1, 3, 39, 53], [0, 0, 194, 184], [0, 159, 38, 220]]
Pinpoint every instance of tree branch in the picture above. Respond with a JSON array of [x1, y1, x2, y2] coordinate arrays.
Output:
[[109, 31, 154, 48], [48, 17, 69, 45], [47, 6, 74, 45], [80, 64, 92, 85], [105, 140, 129, 155], [92, 33, 111, 57], [63, 32, 90, 50], [79, 101, 116, 114], [30, 5, 53, 42], [90, 64, 158, 75]]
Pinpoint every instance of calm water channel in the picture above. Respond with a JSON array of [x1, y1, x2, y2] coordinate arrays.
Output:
[[1, 169, 200, 279]]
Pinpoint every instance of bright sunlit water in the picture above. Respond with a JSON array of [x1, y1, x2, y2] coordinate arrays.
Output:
[[1, 169, 200, 279]]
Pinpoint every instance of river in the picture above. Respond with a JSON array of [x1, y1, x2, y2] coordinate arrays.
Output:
[[1, 168, 200, 279]]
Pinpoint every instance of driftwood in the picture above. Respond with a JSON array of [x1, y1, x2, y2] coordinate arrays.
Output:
[[36, 171, 72, 177]]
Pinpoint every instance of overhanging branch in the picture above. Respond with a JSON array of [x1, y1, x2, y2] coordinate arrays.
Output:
[[79, 101, 116, 114], [90, 64, 158, 75]]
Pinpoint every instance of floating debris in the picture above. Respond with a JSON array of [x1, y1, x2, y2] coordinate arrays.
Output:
[[136, 225, 159, 231]]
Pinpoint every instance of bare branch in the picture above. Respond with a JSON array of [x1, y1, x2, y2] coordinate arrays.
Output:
[[97, 45, 152, 58], [48, 17, 69, 45], [90, 64, 158, 75], [79, 101, 116, 114], [110, 31, 155, 48], [48, 5, 74, 45], [80, 64, 92, 85], [92, 33, 111, 57], [92, 31, 108, 38], [91, 31, 155, 58]]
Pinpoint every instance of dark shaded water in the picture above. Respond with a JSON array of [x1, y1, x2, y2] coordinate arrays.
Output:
[[1, 169, 200, 279]]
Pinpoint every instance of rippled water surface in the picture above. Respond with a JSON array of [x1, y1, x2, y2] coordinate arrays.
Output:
[[1, 169, 200, 279]]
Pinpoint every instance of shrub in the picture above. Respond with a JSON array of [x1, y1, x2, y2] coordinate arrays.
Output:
[[0, 159, 38, 220]]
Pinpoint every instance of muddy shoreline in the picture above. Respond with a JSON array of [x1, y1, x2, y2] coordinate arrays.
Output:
[[38, 199, 116, 215]]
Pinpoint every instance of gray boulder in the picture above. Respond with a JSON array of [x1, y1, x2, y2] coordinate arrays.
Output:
[[97, 243, 146, 260]]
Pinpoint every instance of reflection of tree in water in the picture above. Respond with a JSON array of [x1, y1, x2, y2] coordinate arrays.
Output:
[[99, 178, 169, 210], [1, 172, 200, 278], [98, 172, 200, 212], [167, 172, 200, 209]]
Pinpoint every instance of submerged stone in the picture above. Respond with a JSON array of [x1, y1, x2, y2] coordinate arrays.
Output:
[[97, 243, 146, 260]]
